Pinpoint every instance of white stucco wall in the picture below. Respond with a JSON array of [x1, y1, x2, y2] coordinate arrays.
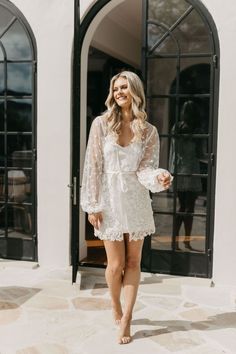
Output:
[[201, 0, 236, 286], [12, 0, 74, 266]]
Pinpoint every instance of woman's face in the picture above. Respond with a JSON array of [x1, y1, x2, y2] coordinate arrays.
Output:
[[113, 77, 132, 109]]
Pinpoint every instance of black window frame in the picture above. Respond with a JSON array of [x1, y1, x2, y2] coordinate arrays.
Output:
[[0, 0, 37, 261]]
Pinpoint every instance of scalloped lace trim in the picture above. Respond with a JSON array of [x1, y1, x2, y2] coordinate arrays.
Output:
[[94, 229, 154, 242]]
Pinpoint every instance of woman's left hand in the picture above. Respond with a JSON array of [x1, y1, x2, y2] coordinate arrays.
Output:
[[157, 172, 172, 189]]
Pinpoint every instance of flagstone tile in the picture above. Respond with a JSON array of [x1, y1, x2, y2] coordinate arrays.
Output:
[[183, 285, 233, 308], [78, 327, 167, 354], [150, 330, 205, 351], [179, 307, 219, 322], [0, 287, 40, 302], [183, 302, 198, 308], [0, 306, 21, 325], [139, 282, 181, 296], [72, 296, 111, 310], [184, 343, 233, 354], [33, 280, 79, 298], [204, 328, 236, 353], [91, 283, 108, 296], [0, 301, 18, 310], [23, 295, 69, 310], [16, 343, 69, 354], [139, 295, 182, 311]]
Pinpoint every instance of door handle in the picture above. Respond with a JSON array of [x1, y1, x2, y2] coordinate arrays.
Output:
[[67, 176, 77, 206]]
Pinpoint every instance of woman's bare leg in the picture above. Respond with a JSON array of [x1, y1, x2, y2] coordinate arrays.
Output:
[[118, 234, 144, 344], [103, 240, 125, 325]]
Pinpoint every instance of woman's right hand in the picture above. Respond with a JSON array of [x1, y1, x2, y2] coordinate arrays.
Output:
[[88, 212, 103, 230]]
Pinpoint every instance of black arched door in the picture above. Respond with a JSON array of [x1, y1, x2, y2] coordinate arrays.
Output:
[[0, 0, 37, 261], [141, 0, 219, 277]]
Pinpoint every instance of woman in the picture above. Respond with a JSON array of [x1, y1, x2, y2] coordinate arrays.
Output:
[[169, 100, 202, 250], [81, 71, 172, 344]]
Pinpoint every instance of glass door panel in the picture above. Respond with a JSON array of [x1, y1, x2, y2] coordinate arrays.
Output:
[[0, 99, 4, 131], [7, 99, 32, 132], [142, 0, 217, 277], [172, 9, 213, 53], [147, 58, 178, 96], [152, 213, 173, 251], [147, 97, 176, 135], [148, 0, 190, 28]]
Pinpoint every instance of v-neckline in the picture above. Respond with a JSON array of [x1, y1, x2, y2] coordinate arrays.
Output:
[[115, 141, 133, 148]]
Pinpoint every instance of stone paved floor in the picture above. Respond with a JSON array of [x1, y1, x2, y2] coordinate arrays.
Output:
[[0, 261, 236, 354]]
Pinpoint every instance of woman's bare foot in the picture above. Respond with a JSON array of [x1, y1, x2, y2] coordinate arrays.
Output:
[[118, 315, 132, 344], [112, 302, 123, 325]]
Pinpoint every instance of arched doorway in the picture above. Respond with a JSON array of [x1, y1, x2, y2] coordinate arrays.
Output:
[[72, 0, 219, 282], [0, 0, 37, 261]]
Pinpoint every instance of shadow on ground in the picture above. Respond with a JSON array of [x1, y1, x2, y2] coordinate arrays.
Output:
[[132, 312, 236, 339], [0, 286, 41, 309]]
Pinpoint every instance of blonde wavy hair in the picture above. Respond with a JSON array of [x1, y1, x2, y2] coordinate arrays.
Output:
[[103, 71, 147, 142]]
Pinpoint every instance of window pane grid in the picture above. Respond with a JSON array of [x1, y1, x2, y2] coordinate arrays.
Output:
[[145, 0, 214, 257], [0, 3, 36, 251]]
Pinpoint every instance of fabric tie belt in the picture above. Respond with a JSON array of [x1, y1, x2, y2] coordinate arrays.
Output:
[[104, 170, 136, 193]]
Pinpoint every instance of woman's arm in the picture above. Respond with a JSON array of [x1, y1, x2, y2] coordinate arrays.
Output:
[[137, 125, 173, 193], [80, 117, 104, 214]]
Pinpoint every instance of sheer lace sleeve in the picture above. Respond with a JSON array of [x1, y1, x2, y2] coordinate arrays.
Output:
[[80, 117, 104, 214], [137, 125, 173, 193]]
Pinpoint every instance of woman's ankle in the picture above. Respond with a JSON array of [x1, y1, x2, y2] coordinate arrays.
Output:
[[122, 313, 132, 321]]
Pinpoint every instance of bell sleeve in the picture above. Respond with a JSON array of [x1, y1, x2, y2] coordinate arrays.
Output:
[[80, 117, 104, 214], [137, 125, 173, 193]]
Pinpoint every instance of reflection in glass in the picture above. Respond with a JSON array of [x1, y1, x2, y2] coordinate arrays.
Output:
[[7, 99, 32, 132], [7, 135, 32, 167], [7, 205, 32, 237], [148, 0, 190, 27], [176, 188, 206, 211], [7, 169, 31, 203], [168, 101, 208, 252], [1, 20, 31, 60], [0, 135, 4, 167], [0, 172, 4, 201], [169, 99, 210, 136], [152, 191, 174, 213], [147, 97, 175, 135], [148, 23, 177, 55], [147, 58, 177, 96], [152, 214, 173, 251], [179, 61, 211, 95], [172, 9, 212, 53], [169, 100, 208, 172], [174, 216, 206, 253], [0, 203, 5, 236], [7, 63, 32, 95], [0, 6, 14, 35], [0, 100, 4, 131]]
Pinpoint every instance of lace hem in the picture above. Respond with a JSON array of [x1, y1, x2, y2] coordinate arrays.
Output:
[[94, 229, 154, 241]]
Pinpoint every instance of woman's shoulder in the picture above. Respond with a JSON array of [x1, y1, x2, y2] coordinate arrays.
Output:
[[143, 121, 158, 139], [91, 115, 108, 135]]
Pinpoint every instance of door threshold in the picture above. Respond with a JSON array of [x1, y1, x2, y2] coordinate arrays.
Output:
[[0, 259, 39, 269]]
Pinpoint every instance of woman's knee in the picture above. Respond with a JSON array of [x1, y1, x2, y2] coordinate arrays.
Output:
[[107, 262, 124, 275], [125, 257, 141, 270]]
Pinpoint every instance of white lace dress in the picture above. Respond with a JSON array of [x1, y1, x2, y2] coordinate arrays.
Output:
[[80, 116, 171, 241]]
